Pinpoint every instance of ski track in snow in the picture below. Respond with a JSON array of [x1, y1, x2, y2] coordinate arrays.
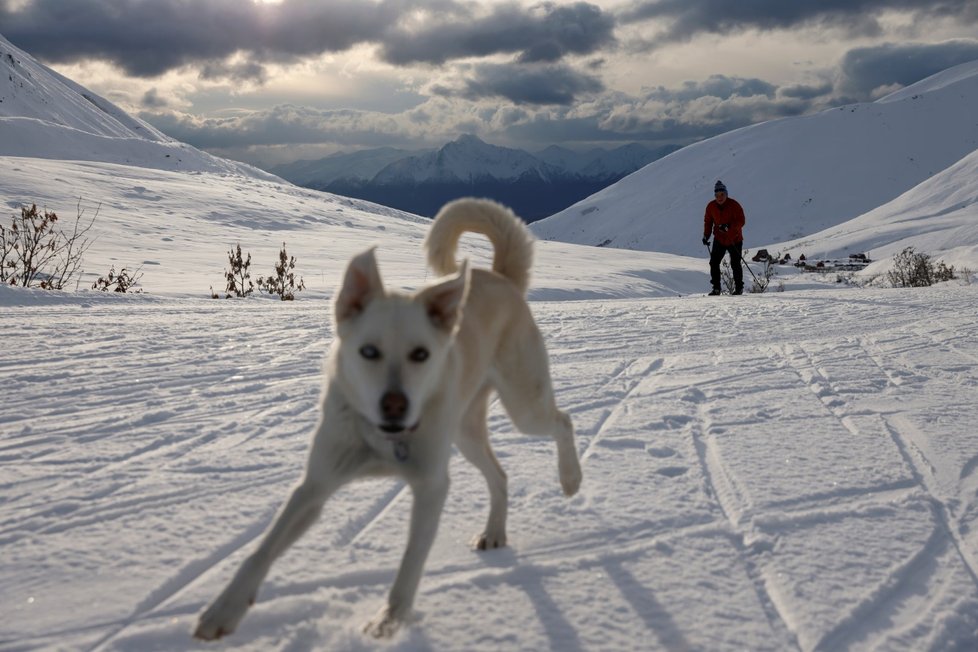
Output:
[[2, 286, 978, 651]]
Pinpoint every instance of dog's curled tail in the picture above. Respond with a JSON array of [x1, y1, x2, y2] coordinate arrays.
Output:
[[425, 198, 534, 295]]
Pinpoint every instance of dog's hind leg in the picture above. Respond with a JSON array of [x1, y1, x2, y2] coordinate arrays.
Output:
[[455, 385, 508, 549], [492, 327, 582, 497], [194, 418, 369, 641]]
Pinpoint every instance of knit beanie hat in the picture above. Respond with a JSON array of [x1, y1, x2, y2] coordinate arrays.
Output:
[[714, 180, 727, 193]]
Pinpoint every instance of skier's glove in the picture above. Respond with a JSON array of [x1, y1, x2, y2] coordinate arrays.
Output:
[[719, 224, 729, 232], [702, 237, 710, 246]]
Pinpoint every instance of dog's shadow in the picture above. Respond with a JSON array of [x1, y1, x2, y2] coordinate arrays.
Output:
[[442, 547, 587, 652]]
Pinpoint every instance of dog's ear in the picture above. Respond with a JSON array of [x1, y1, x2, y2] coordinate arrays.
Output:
[[418, 260, 469, 332], [335, 247, 384, 323]]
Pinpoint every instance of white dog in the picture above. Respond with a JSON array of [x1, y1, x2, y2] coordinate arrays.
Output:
[[193, 198, 582, 640]]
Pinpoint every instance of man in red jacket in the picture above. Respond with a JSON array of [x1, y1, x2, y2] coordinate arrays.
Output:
[[702, 180, 746, 295]]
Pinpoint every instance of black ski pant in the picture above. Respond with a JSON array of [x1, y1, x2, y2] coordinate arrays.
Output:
[[709, 241, 743, 291]]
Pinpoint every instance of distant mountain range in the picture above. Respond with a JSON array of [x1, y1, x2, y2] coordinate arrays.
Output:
[[269, 135, 680, 221]]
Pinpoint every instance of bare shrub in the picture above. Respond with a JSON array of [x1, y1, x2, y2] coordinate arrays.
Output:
[[0, 201, 98, 289], [257, 242, 305, 301], [748, 258, 780, 293], [720, 260, 735, 294], [886, 247, 955, 288], [93, 265, 143, 293], [220, 244, 253, 298]]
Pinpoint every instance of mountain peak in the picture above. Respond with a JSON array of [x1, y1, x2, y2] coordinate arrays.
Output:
[[453, 133, 486, 146]]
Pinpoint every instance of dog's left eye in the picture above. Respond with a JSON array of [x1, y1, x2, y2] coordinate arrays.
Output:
[[408, 347, 429, 363], [359, 345, 381, 360]]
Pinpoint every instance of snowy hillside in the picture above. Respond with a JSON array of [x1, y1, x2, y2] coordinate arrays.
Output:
[[775, 146, 978, 272], [0, 155, 704, 300], [0, 34, 275, 179], [532, 60, 978, 259]]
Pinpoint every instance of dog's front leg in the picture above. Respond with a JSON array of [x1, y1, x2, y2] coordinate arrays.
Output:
[[364, 472, 449, 638], [194, 418, 367, 641], [193, 479, 333, 640]]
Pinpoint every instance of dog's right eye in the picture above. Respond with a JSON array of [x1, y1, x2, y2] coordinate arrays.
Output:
[[359, 345, 381, 360]]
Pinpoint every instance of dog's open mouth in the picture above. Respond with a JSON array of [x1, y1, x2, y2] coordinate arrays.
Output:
[[379, 422, 419, 438]]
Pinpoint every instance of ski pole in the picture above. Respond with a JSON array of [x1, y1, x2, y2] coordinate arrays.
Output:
[[740, 252, 761, 285]]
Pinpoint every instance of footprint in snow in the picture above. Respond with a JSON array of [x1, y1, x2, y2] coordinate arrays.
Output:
[[656, 466, 688, 478], [647, 446, 676, 458]]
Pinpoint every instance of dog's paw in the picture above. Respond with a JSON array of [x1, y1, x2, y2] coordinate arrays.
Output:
[[363, 605, 409, 638], [556, 427, 583, 496], [559, 458, 582, 496], [193, 591, 254, 642], [471, 530, 507, 550]]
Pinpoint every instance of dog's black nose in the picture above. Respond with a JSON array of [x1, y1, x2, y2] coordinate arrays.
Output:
[[380, 390, 409, 422]]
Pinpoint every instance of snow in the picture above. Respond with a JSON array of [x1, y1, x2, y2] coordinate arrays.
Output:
[[3, 31, 978, 652], [4, 281, 978, 651]]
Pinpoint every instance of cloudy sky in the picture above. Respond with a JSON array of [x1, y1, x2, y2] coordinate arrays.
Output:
[[3, 0, 977, 167]]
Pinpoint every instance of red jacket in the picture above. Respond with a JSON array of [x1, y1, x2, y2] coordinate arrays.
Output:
[[704, 197, 745, 246]]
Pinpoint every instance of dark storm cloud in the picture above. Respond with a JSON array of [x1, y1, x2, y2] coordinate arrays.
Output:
[[604, 80, 807, 138], [434, 63, 605, 105], [141, 88, 168, 109], [779, 82, 835, 101], [838, 39, 978, 97], [199, 60, 269, 85], [379, 2, 616, 65], [0, 0, 615, 79], [619, 0, 978, 47], [0, 0, 401, 77], [645, 75, 777, 103]]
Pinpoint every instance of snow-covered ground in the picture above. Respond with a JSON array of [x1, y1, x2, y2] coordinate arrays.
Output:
[[4, 29, 978, 652], [3, 279, 978, 651]]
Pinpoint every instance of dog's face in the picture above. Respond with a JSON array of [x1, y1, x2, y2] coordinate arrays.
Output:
[[333, 248, 469, 434]]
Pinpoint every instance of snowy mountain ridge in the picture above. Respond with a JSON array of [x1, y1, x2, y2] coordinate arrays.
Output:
[[778, 144, 978, 272], [0, 33, 277, 180]]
